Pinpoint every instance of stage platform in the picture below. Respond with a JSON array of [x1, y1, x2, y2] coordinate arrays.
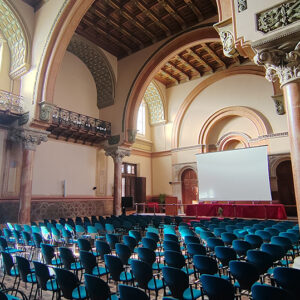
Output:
[[185, 203, 287, 220]]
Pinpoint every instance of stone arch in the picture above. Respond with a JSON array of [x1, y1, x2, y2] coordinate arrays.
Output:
[[171, 65, 267, 148], [269, 154, 291, 178], [198, 106, 271, 152], [217, 132, 251, 151], [67, 34, 115, 109], [34, 0, 93, 114], [123, 25, 220, 140], [143, 80, 166, 125], [0, 0, 31, 79]]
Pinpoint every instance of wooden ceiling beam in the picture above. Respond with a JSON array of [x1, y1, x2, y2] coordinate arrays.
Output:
[[105, 0, 156, 42], [91, 7, 144, 49], [82, 18, 132, 55], [201, 43, 226, 68], [166, 62, 190, 80], [159, 69, 179, 84], [134, 1, 172, 36], [157, 0, 186, 29], [185, 48, 213, 73], [183, 0, 204, 21], [208, 0, 218, 9], [175, 55, 201, 77]]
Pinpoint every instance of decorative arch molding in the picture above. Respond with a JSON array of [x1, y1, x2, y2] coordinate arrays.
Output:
[[0, 0, 31, 79], [269, 154, 291, 178], [217, 131, 251, 151], [67, 34, 115, 109], [143, 81, 165, 125], [34, 0, 93, 114], [171, 65, 268, 148], [123, 25, 220, 140], [198, 106, 271, 151]]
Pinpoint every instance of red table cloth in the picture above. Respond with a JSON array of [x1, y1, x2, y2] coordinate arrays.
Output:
[[185, 203, 287, 220]]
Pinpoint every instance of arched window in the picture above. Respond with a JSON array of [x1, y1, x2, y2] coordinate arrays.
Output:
[[137, 100, 146, 136]]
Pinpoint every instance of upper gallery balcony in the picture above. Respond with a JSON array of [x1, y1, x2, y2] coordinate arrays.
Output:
[[39, 102, 111, 145], [0, 90, 29, 126]]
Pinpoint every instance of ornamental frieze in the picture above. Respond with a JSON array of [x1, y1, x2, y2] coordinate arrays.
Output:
[[257, 0, 300, 34]]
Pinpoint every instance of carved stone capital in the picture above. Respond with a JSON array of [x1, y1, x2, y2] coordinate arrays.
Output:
[[127, 129, 137, 144], [105, 146, 130, 164], [39, 102, 56, 122], [9, 127, 49, 151], [254, 40, 300, 87]]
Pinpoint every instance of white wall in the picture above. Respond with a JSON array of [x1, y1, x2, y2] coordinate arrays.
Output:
[[32, 140, 97, 196], [53, 51, 99, 118]]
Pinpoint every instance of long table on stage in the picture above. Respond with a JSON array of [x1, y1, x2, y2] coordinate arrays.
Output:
[[185, 203, 287, 220]]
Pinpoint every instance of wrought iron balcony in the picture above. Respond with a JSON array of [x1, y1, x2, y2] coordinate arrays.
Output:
[[0, 90, 29, 126], [39, 102, 111, 144]]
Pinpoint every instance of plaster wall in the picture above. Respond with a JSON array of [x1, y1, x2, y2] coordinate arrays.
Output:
[[0, 39, 11, 91], [32, 139, 97, 196], [53, 51, 99, 118], [178, 74, 288, 150], [11, 0, 35, 38], [152, 155, 172, 196], [18, 0, 67, 118]]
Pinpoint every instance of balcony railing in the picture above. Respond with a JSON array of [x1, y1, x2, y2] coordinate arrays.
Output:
[[51, 106, 111, 136], [0, 90, 24, 114], [39, 102, 111, 143]]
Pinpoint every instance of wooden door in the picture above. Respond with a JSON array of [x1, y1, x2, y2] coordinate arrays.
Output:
[[135, 177, 146, 212], [276, 160, 296, 216], [181, 169, 198, 212]]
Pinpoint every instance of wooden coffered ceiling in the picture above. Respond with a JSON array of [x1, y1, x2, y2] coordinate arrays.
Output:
[[76, 0, 218, 59], [154, 41, 248, 87]]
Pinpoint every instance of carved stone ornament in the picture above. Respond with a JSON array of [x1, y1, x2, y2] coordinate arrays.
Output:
[[108, 135, 120, 145], [238, 0, 247, 13], [254, 40, 300, 86], [127, 129, 137, 144], [9, 127, 49, 151], [219, 30, 239, 58], [39, 102, 56, 122], [272, 94, 285, 115], [257, 0, 300, 34], [105, 146, 130, 163]]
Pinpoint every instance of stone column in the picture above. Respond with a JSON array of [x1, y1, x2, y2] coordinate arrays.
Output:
[[254, 39, 300, 223], [105, 146, 130, 216], [10, 127, 48, 224]]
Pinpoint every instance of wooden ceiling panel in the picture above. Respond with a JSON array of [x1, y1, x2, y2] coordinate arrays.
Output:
[[77, 0, 218, 59]]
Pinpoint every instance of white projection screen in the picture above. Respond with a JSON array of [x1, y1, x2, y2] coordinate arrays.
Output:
[[196, 146, 272, 202]]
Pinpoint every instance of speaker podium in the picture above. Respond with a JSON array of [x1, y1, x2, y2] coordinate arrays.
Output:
[[165, 196, 178, 216]]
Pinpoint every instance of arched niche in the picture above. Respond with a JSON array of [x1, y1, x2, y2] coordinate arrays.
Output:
[[198, 106, 271, 152]]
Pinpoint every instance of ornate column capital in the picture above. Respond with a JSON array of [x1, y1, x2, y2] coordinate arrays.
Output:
[[39, 102, 56, 122], [105, 146, 131, 163], [9, 127, 49, 151], [254, 40, 300, 87]]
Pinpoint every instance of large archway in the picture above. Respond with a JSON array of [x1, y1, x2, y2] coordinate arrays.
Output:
[[123, 25, 220, 141]]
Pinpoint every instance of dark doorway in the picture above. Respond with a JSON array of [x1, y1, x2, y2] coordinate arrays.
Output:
[[276, 160, 296, 216], [181, 169, 198, 213]]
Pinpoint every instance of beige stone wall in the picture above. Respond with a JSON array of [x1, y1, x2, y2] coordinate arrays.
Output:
[[0, 37, 11, 91], [53, 51, 99, 118], [32, 139, 97, 196]]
